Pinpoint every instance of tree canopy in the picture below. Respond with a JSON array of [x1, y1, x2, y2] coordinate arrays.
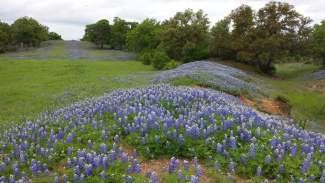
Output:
[[0, 21, 12, 52], [83, 19, 111, 48], [209, 1, 312, 74], [11, 17, 49, 47], [312, 20, 325, 66], [159, 9, 210, 62], [110, 17, 135, 50], [127, 19, 161, 53], [48, 32, 63, 40]]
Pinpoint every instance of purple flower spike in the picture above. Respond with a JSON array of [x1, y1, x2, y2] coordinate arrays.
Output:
[[150, 171, 158, 183], [256, 166, 262, 176], [54, 175, 59, 183]]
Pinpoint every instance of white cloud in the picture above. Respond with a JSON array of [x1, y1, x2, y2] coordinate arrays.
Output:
[[0, 0, 324, 40]]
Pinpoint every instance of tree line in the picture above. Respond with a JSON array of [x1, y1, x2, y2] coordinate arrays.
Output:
[[83, 1, 325, 74], [0, 17, 62, 53]]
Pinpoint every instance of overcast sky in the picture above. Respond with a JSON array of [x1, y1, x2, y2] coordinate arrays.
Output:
[[1, 0, 324, 40]]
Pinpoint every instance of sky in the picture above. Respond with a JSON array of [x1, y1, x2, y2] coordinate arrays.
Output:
[[0, 0, 324, 40]]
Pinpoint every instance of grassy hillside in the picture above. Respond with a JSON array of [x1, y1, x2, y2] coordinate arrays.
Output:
[[0, 59, 154, 126], [217, 60, 325, 133]]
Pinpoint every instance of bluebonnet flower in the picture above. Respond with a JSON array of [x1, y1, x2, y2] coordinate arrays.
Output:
[[183, 160, 189, 171], [249, 143, 255, 159], [85, 164, 92, 176], [100, 170, 105, 180], [73, 173, 78, 183], [229, 136, 237, 149], [150, 172, 158, 183], [190, 175, 199, 183], [264, 155, 271, 164], [214, 160, 220, 171], [240, 154, 247, 165], [80, 173, 85, 182], [63, 174, 68, 182], [54, 175, 59, 183], [99, 143, 107, 154], [256, 166, 262, 176], [177, 170, 183, 180], [87, 140, 93, 149], [228, 161, 235, 174]]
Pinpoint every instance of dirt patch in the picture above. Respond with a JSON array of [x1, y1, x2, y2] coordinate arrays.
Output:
[[140, 158, 216, 183], [140, 158, 170, 182], [241, 96, 291, 116], [306, 80, 325, 93]]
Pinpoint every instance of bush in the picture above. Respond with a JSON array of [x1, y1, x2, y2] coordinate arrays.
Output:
[[151, 50, 170, 70], [139, 51, 152, 65], [139, 50, 171, 70], [164, 59, 179, 70], [182, 42, 209, 62]]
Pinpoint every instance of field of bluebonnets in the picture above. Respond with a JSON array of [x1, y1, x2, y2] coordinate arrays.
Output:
[[0, 41, 325, 183], [154, 61, 264, 97], [0, 81, 324, 182]]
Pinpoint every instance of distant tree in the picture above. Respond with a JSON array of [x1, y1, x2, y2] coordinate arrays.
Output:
[[209, 18, 233, 59], [83, 19, 111, 49], [159, 9, 210, 62], [251, 1, 307, 74], [126, 18, 161, 53], [11, 17, 49, 47], [292, 16, 313, 57], [48, 32, 63, 40], [0, 21, 11, 52], [312, 20, 325, 66], [230, 5, 255, 63], [110, 17, 133, 50]]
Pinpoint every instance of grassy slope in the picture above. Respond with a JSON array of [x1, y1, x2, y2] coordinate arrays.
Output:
[[0, 41, 153, 125], [217, 60, 325, 132], [0, 41, 152, 124], [0, 59, 154, 125]]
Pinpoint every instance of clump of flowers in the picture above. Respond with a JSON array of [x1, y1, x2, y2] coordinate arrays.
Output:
[[0, 84, 324, 182]]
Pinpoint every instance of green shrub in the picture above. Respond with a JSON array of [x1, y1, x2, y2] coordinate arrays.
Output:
[[151, 50, 170, 70], [164, 59, 179, 70], [182, 42, 209, 62], [139, 51, 152, 65]]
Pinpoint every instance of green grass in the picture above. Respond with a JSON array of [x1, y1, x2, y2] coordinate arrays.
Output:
[[0, 59, 155, 126], [275, 62, 319, 79]]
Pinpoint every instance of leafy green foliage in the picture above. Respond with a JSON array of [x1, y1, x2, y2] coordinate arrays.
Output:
[[0, 21, 11, 52], [48, 32, 63, 40], [151, 50, 171, 70], [209, 18, 233, 59], [11, 17, 49, 47], [159, 9, 210, 62], [139, 51, 153, 65], [127, 19, 161, 53], [82, 19, 111, 48], [312, 20, 325, 66], [164, 60, 179, 70], [209, 2, 313, 74], [110, 17, 136, 50], [139, 50, 171, 70]]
